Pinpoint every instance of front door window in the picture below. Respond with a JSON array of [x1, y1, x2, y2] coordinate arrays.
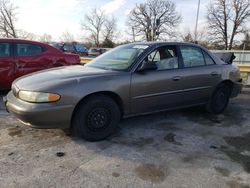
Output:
[[145, 46, 179, 71], [0, 43, 10, 57]]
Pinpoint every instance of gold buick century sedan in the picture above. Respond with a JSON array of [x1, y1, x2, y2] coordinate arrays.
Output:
[[4, 42, 242, 141]]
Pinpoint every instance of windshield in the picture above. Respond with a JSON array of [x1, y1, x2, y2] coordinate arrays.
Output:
[[85, 44, 149, 70]]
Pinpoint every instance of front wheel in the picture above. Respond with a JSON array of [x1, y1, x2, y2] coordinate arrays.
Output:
[[72, 95, 121, 141], [206, 84, 231, 114]]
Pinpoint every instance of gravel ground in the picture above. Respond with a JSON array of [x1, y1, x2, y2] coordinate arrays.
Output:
[[0, 91, 250, 188]]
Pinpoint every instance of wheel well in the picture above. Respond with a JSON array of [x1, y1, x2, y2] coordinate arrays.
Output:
[[220, 80, 233, 92], [214, 80, 234, 97], [71, 91, 124, 127]]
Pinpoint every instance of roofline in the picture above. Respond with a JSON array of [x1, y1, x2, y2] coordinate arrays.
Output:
[[0, 38, 46, 45], [122, 41, 203, 48], [0, 38, 62, 53]]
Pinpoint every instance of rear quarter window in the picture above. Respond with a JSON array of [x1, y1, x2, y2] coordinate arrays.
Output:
[[203, 51, 215, 65]]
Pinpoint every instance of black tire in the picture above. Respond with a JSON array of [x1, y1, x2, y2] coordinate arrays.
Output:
[[206, 84, 231, 114], [72, 95, 121, 141]]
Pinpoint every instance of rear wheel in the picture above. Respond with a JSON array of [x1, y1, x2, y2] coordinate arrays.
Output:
[[72, 95, 121, 141], [206, 84, 231, 114]]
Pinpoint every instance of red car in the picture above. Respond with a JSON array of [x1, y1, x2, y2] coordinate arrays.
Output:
[[0, 38, 80, 89]]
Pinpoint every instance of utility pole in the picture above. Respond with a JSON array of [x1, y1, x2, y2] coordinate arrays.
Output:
[[194, 0, 201, 44]]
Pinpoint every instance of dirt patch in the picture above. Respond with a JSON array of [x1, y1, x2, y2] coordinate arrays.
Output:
[[155, 121, 179, 131], [134, 163, 167, 183], [214, 167, 230, 177], [180, 108, 220, 126], [224, 133, 250, 152], [108, 137, 154, 148], [43, 129, 66, 137], [8, 127, 22, 137], [143, 138, 154, 144], [181, 106, 246, 127], [95, 141, 110, 150], [223, 150, 250, 173], [182, 155, 198, 163], [220, 145, 229, 150], [28, 129, 67, 140], [222, 133, 250, 173], [112, 172, 120, 178], [164, 133, 182, 146], [227, 180, 250, 188]]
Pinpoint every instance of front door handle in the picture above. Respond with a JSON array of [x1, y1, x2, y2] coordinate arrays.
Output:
[[211, 71, 218, 76], [16, 63, 21, 69], [172, 76, 181, 81]]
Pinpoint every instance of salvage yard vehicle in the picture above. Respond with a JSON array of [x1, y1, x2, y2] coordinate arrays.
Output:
[[59, 42, 88, 57], [0, 38, 81, 89], [88, 47, 110, 57], [5, 42, 242, 141]]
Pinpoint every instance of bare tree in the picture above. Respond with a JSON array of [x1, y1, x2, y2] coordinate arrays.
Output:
[[239, 32, 250, 50], [180, 28, 210, 48], [180, 27, 207, 43], [0, 0, 38, 40], [182, 33, 194, 43], [207, 0, 250, 50], [60, 31, 75, 42], [127, 0, 181, 41], [18, 30, 37, 40], [102, 16, 117, 47], [103, 16, 117, 41], [82, 9, 106, 47], [39, 33, 52, 43], [0, 0, 18, 38]]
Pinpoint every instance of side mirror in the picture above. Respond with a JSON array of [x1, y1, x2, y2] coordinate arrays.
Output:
[[137, 61, 157, 72]]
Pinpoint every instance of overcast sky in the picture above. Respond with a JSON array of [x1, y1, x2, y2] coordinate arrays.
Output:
[[13, 0, 211, 41]]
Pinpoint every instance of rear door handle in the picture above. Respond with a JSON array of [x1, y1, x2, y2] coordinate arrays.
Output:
[[210, 71, 218, 76], [172, 76, 181, 81]]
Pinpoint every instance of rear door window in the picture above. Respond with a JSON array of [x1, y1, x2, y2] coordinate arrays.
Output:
[[16, 44, 43, 56], [180, 46, 206, 67], [0, 43, 11, 57]]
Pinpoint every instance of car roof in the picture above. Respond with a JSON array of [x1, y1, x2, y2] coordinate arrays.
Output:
[[122, 41, 213, 55], [0, 38, 62, 53], [0, 38, 45, 45], [124, 41, 202, 48]]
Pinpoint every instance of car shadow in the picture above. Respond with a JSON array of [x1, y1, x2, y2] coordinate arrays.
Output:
[[67, 97, 250, 177]]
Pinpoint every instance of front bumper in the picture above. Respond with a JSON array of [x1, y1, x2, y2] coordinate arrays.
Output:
[[5, 91, 74, 129]]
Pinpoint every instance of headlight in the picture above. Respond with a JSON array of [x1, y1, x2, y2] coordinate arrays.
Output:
[[18, 90, 60, 103]]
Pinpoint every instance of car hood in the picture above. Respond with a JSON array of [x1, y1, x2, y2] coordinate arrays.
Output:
[[14, 65, 117, 91]]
